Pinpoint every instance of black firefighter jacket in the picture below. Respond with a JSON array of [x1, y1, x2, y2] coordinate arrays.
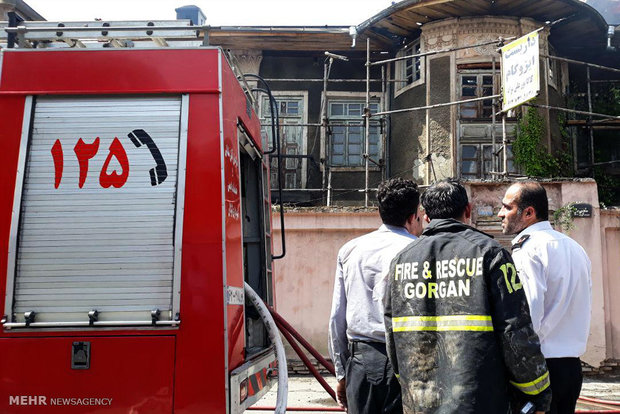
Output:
[[384, 219, 552, 414]]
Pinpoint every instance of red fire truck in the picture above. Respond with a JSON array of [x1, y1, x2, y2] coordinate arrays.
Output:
[[0, 21, 286, 413]]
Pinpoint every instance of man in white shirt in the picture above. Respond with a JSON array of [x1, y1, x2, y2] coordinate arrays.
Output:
[[328, 178, 423, 414], [499, 182, 592, 414]]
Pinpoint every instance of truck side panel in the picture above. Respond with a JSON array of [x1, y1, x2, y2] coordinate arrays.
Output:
[[222, 53, 250, 374], [172, 92, 227, 413], [0, 336, 175, 413], [0, 49, 219, 95], [0, 95, 26, 322]]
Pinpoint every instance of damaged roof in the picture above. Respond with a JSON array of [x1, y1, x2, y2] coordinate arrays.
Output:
[[356, 0, 610, 57], [208, 0, 612, 58]]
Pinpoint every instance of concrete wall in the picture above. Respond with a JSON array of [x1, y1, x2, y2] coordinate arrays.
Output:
[[391, 83, 426, 183], [601, 209, 620, 360], [272, 210, 381, 357], [467, 180, 606, 367], [271, 180, 614, 368], [428, 55, 454, 181]]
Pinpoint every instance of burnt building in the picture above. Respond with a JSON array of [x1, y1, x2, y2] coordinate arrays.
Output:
[[207, 0, 619, 205]]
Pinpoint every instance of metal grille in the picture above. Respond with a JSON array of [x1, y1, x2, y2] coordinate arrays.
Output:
[[11, 95, 183, 324]]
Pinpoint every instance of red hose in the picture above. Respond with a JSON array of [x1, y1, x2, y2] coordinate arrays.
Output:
[[248, 407, 344, 412], [275, 318, 338, 402], [579, 396, 620, 407], [575, 410, 620, 413], [270, 307, 336, 376]]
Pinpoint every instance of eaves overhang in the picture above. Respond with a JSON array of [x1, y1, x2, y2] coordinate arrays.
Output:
[[355, 0, 610, 57]]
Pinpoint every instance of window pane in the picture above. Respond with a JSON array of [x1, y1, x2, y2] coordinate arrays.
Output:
[[332, 127, 345, 144], [462, 145, 478, 159], [348, 124, 362, 134], [406, 66, 413, 79], [461, 104, 477, 118], [348, 104, 362, 116], [285, 173, 296, 189], [462, 87, 477, 97], [332, 155, 344, 166], [287, 101, 299, 114], [286, 147, 298, 169], [462, 76, 477, 86], [332, 144, 345, 155], [370, 103, 379, 112], [349, 134, 361, 145], [348, 154, 362, 165], [349, 144, 362, 155], [461, 160, 478, 174], [483, 76, 493, 85], [369, 144, 379, 157], [261, 97, 274, 116], [330, 103, 344, 116], [483, 145, 493, 161]]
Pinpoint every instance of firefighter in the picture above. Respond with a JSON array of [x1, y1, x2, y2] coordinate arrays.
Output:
[[384, 180, 551, 414]]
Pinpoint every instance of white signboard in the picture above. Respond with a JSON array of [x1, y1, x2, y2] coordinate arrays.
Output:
[[501, 31, 540, 112]]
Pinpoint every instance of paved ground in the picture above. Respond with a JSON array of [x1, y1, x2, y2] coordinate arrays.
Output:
[[245, 375, 620, 413]]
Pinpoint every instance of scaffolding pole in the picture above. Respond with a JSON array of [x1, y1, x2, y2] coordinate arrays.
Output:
[[587, 65, 595, 167], [364, 37, 371, 207], [523, 103, 620, 120], [543, 54, 620, 74], [381, 65, 388, 181], [369, 37, 517, 67], [263, 78, 408, 83], [373, 95, 501, 117], [322, 57, 331, 206], [502, 114, 508, 177], [492, 56, 497, 173]]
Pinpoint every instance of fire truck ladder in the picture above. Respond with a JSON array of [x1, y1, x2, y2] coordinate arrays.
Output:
[[0, 19, 208, 49]]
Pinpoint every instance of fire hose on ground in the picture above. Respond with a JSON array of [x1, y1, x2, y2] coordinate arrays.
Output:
[[576, 395, 620, 413], [247, 306, 345, 412], [244, 283, 288, 414]]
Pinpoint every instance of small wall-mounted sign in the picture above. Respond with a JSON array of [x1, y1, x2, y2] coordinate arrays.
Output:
[[573, 203, 592, 218], [477, 205, 494, 217]]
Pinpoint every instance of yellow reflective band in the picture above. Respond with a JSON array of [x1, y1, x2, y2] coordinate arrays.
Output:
[[393, 325, 494, 332], [392, 315, 494, 332], [510, 371, 551, 395], [395, 374, 400, 379], [392, 315, 491, 323]]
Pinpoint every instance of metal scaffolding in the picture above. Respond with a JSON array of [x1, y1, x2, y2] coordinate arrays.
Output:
[[248, 29, 619, 207]]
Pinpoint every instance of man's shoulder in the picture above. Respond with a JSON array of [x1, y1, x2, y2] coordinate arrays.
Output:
[[339, 228, 410, 256], [525, 226, 580, 250], [519, 226, 588, 261], [399, 226, 502, 258]]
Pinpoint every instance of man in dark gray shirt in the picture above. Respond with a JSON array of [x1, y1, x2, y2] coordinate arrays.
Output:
[[328, 178, 422, 414]]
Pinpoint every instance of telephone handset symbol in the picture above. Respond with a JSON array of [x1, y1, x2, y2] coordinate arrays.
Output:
[[128, 129, 168, 186]]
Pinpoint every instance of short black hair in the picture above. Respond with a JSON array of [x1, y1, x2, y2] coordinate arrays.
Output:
[[377, 178, 420, 226], [515, 182, 549, 221], [421, 179, 469, 220]]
